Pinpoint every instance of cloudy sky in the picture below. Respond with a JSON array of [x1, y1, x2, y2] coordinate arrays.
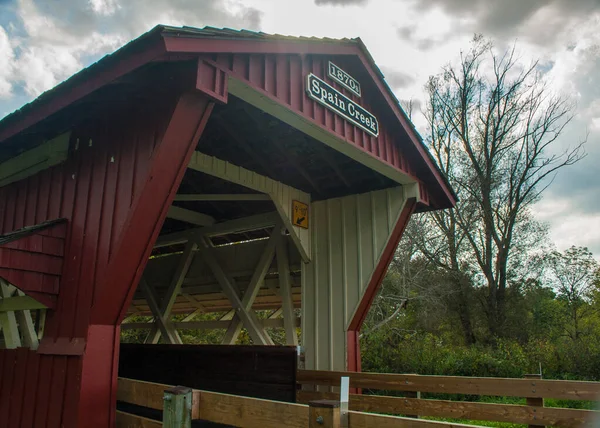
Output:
[[0, 0, 598, 254]]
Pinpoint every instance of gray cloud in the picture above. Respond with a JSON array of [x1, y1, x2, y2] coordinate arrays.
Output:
[[1, 0, 263, 97], [544, 43, 600, 214], [33, 0, 263, 40], [314, 0, 367, 6], [395, 24, 442, 51], [380, 66, 416, 89], [409, 0, 600, 46]]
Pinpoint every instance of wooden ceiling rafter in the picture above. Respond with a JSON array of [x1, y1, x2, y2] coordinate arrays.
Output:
[[212, 115, 278, 179], [240, 105, 323, 196]]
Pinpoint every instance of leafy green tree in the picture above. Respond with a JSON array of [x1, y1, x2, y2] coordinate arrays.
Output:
[[543, 246, 600, 341]]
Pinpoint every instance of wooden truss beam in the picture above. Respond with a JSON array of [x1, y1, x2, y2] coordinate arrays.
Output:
[[0, 295, 47, 312], [0, 282, 21, 348], [180, 294, 205, 322], [197, 236, 272, 345], [140, 278, 181, 344], [187, 151, 311, 261], [222, 225, 283, 345], [269, 308, 283, 319], [14, 290, 40, 349], [174, 193, 270, 202], [276, 240, 299, 346], [0, 279, 41, 349], [167, 206, 215, 226], [146, 240, 197, 344], [220, 309, 236, 321], [154, 211, 279, 248], [121, 318, 301, 330]]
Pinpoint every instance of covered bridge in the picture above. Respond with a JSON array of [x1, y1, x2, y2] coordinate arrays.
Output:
[[0, 26, 455, 427]]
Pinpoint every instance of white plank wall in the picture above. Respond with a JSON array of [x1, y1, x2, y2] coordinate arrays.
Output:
[[301, 186, 409, 371], [188, 152, 311, 260]]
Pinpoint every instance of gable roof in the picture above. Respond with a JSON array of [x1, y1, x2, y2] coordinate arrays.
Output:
[[0, 25, 456, 208]]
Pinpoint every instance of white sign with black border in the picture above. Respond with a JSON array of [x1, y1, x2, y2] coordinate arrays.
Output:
[[328, 62, 361, 97], [306, 73, 379, 138]]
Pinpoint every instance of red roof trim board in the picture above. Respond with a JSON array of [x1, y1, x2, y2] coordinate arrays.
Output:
[[0, 32, 167, 144], [0, 25, 456, 209]]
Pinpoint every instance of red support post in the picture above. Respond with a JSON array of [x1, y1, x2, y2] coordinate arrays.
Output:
[[346, 198, 417, 377], [77, 92, 213, 427]]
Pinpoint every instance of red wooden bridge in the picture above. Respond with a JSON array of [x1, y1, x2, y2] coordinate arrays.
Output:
[[0, 26, 455, 427]]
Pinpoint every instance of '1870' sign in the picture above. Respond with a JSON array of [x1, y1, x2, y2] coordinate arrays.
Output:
[[306, 73, 379, 138]]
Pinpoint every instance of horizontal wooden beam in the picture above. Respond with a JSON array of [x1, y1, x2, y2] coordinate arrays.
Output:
[[115, 411, 162, 428], [298, 391, 595, 428], [0, 295, 47, 312], [154, 211, 279, 248], [134, 276, 301, 301], [194, 389, 308, 428], [117, 378, 168, 411], [121, 318, 300, 330], [174, 193, 270, 202], [187, 151, 311, 261], [297, 370, 600, 401], [167, 206, 215, 226], [0, 132, 70, 188]]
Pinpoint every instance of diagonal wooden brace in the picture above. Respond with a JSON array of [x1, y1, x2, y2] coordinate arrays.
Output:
[[222, 225, 284, 345], [0, 281, 21, 348], [197, 236, 273, 345], [146, 240, 197, 344], [140, 278, 181, 344]]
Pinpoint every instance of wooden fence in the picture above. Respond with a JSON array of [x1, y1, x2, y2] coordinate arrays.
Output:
[[297, 370, 600, 428], [116, 377, 485, 428]]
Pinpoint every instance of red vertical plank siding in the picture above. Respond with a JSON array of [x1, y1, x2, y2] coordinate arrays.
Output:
[[7, 347, 28, 426], [0, 349, 16, 427], [19, 351, 40, 428], [212, 52, 418, 180], [0, 88, 206, 427], [78, 93, 214, 428], [33, 356, 54, 426], [46, 356, 68, 427]]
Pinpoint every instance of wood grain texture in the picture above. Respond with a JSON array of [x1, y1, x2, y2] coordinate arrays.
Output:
[[309, 400, 340, 428], [116, 410, 163, 428], [297, 370, 600, 400], [348, 411, 483, 428], [195, 390, 308, 428], [117, 378, 169, 411], [298, 391, 596, 428]]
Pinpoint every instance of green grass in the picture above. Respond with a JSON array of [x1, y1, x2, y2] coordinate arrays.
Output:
[[422, 416, 523, 428]]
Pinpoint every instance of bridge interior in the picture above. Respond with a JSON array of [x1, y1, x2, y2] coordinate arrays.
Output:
[[122, 94, 397, 346]]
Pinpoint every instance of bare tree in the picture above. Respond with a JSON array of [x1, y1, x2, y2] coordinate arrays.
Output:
[[417, 35, 585, 337], [361, 219, 451, 339]]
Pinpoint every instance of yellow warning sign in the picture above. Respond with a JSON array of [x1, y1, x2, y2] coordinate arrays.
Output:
[[292, 200, 309, 229]]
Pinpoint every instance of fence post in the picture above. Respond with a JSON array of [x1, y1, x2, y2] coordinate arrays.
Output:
[[163, 386, 192, 428], [404, 390, 421, 418], [524, 374, 544, 428], [340, 377, 349, 428], [309, 400, 340, 428]]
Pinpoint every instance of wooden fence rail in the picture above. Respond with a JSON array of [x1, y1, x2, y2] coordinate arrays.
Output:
[[297, 370, 600, 428], [115, 377, 485, 428], [297, 370, 600, 400]]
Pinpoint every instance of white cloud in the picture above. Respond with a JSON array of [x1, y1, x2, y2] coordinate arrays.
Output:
[[0, 26, 15, 98], [89, 0, 121, 16], [0, 0, 598, 254]]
